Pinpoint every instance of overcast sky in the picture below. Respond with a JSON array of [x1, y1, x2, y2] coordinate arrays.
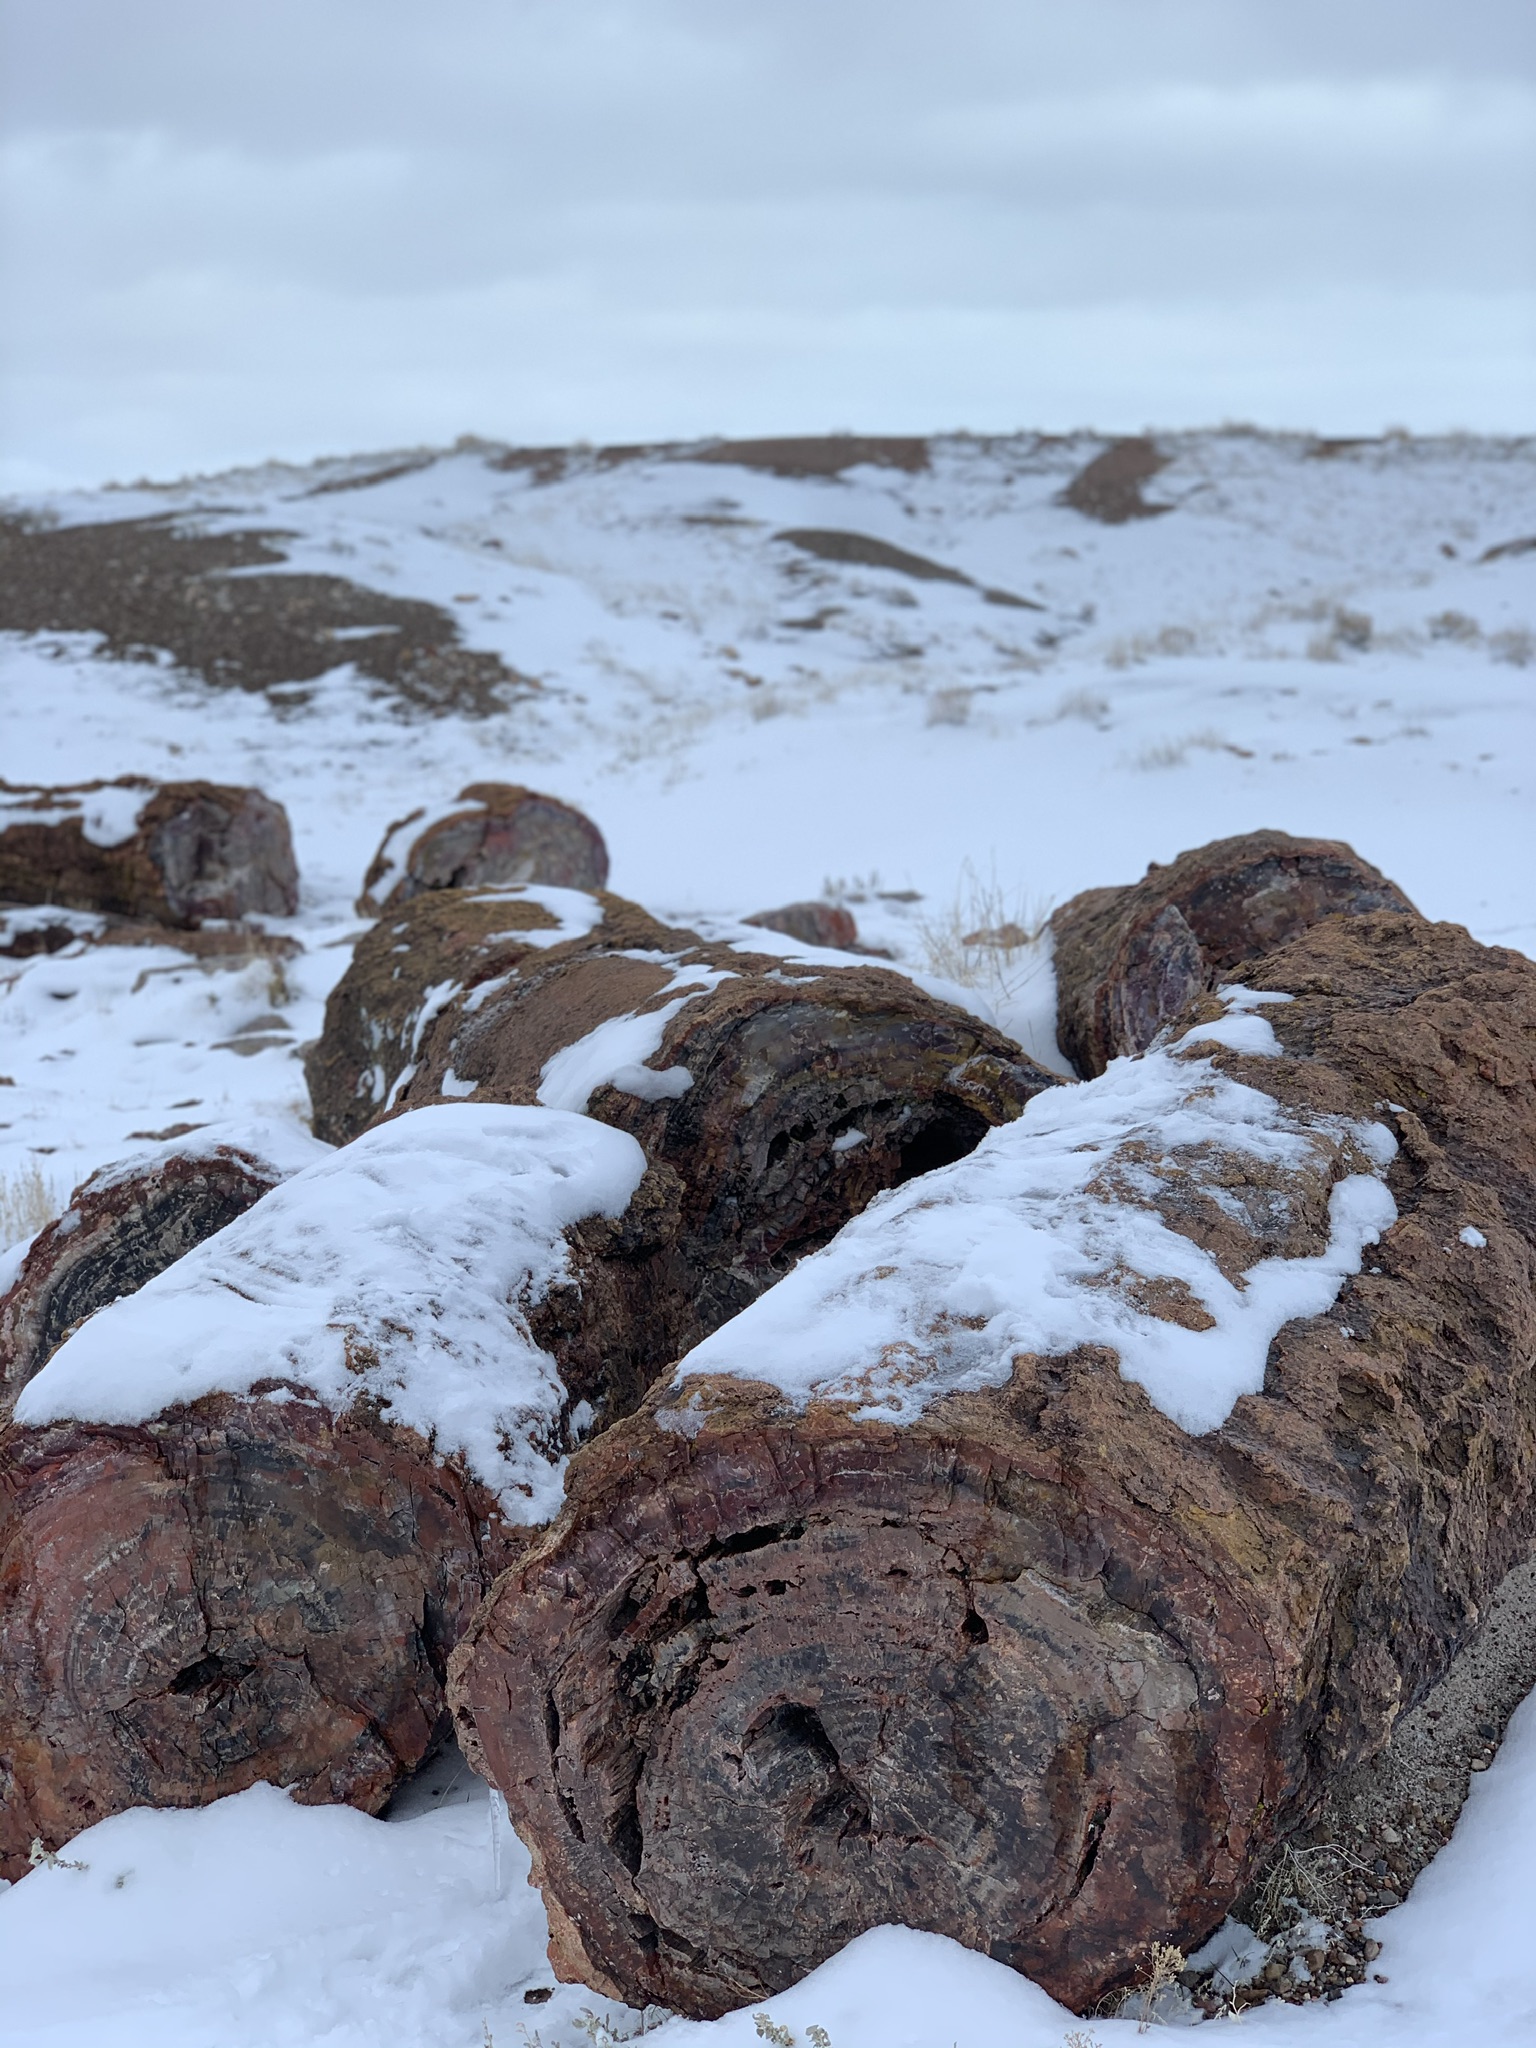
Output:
[[2, 0, 1533, 488]]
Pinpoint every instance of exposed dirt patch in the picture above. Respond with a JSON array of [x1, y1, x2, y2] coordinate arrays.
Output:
[[1479, 535, 1536, 564], [1060, 437, 1173, 523], [489, 434, 931, 486], [0, 514, 534, 716], [773, 528, 1041, 609], [693, 435, 930, 478]]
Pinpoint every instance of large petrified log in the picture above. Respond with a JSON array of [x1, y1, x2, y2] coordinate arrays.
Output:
[[1049, 828, 1417, 1076], [451, 911, 1536, 2017], [0, 778, 299, 926], [357, 783, 609, 916], [0, 1103, 656, 1878], [0, 1122, 328, 1418], [308, 886, 1056, 1388]]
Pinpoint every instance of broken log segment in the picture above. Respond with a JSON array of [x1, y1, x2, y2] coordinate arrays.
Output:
[[357, 783, 610, 917], [308, 885, 1057, 1387], [0, 1119, 329, 1419], [0, 1104, 650, 1877], [303, 882, 611, 1144], [1049, 828, 1418, 1075], [0, 778, 299, 927], [451, 913, 1536, 2018], [387, 908, 1057, 1379]]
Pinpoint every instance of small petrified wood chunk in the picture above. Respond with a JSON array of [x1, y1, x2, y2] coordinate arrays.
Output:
[[1050, 829, 1417, 1075], [743, 901, 859, 951], [451, 913, 1536, 2018], [0, 1126, 326, 1419], [0, 778, 299, 926], [0, 1105, 650, 1877], [357, 783, 609, 916]]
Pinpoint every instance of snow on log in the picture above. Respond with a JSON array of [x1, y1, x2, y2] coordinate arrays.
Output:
[[356, 783, 609, 916], [1049, 828, 1417, 1076], [387, 901, 1057, 1378], [304, 883, 611, 1144], [0, 1105, 651, 1877], [0, 778, 299, 926], [451, 912, 1536, 2018], [0, 1120, 328, 1418], [308, 886, 1057, 1383]]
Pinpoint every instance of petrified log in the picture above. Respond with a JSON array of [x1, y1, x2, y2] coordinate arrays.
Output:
[[743, 901, 859, 951], [357, 783, 609, 916], [0, 778, 299, 926], [307, 885, 1055, 1390], [1050, 828, 1417, 1075], [0, 1104, 654, 1876], [451, 911, 1536, 2017], [0, 1123, 327, 1418]]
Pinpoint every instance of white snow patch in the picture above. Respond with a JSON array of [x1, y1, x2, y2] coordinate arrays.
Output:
[[78, 1115, 330, 1195], [536, 954, 736, 1113], [0, 781, 146, 850], [15, 1103, 647, 1521], [673, 1007, 1397, 1436], [1460, 1224, 1488, 1248]]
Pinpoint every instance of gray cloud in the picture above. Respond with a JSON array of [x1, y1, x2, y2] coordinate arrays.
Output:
[[2, 0, 1532, 485]]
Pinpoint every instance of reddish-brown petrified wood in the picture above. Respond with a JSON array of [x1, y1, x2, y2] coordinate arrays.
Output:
[[0, 778, 299, 926], [451, 913, 1536, 2017], [0, 1142, 294, 1418], [1049, 828, 1417, 1075], [357, 782, 609, 915], [308, 887, 1056, 1385], [0, 1395, 508, 1879]]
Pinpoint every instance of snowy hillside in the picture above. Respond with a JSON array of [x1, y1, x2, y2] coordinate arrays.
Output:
[[0, 429, 1533, 2046]]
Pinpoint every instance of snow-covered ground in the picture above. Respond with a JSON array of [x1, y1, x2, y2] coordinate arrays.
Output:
[[1, 429, 1533, 2044]]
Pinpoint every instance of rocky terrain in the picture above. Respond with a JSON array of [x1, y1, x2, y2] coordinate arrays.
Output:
[[0, 431, 1533, 2048]]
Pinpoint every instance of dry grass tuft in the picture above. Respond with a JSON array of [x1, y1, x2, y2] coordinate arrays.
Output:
[[0, 1160, 58, 1249]]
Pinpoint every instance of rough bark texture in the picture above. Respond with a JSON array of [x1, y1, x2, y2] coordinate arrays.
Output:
[[357, 784, 610, 916], [451, 912, 1536, 2018], [0, 1146, 287, 1419], [0, 779, 299, 926], [0, 1395, 516, 1880], [304, 885, 587, 1144], [1050, 829, 1418, 1075]]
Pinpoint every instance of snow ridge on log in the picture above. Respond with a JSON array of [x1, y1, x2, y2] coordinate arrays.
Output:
[[16, 1104, 646, 1521], [0, 1118, 329, 1418], [671, 989, 1397, 1435]]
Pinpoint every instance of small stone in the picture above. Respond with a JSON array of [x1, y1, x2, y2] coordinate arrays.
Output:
[[1471, 1758, 1490, 1771], [1363, 1940, 1382, 1961]]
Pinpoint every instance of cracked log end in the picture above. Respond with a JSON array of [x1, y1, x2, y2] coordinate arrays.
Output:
[[0, 1395, 518, 1880], [1049, 829, 1418, 1075], [357, 784, 609, 917], [0, 1147, 285, 1419], [450, 1365, 1294, 2017]]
